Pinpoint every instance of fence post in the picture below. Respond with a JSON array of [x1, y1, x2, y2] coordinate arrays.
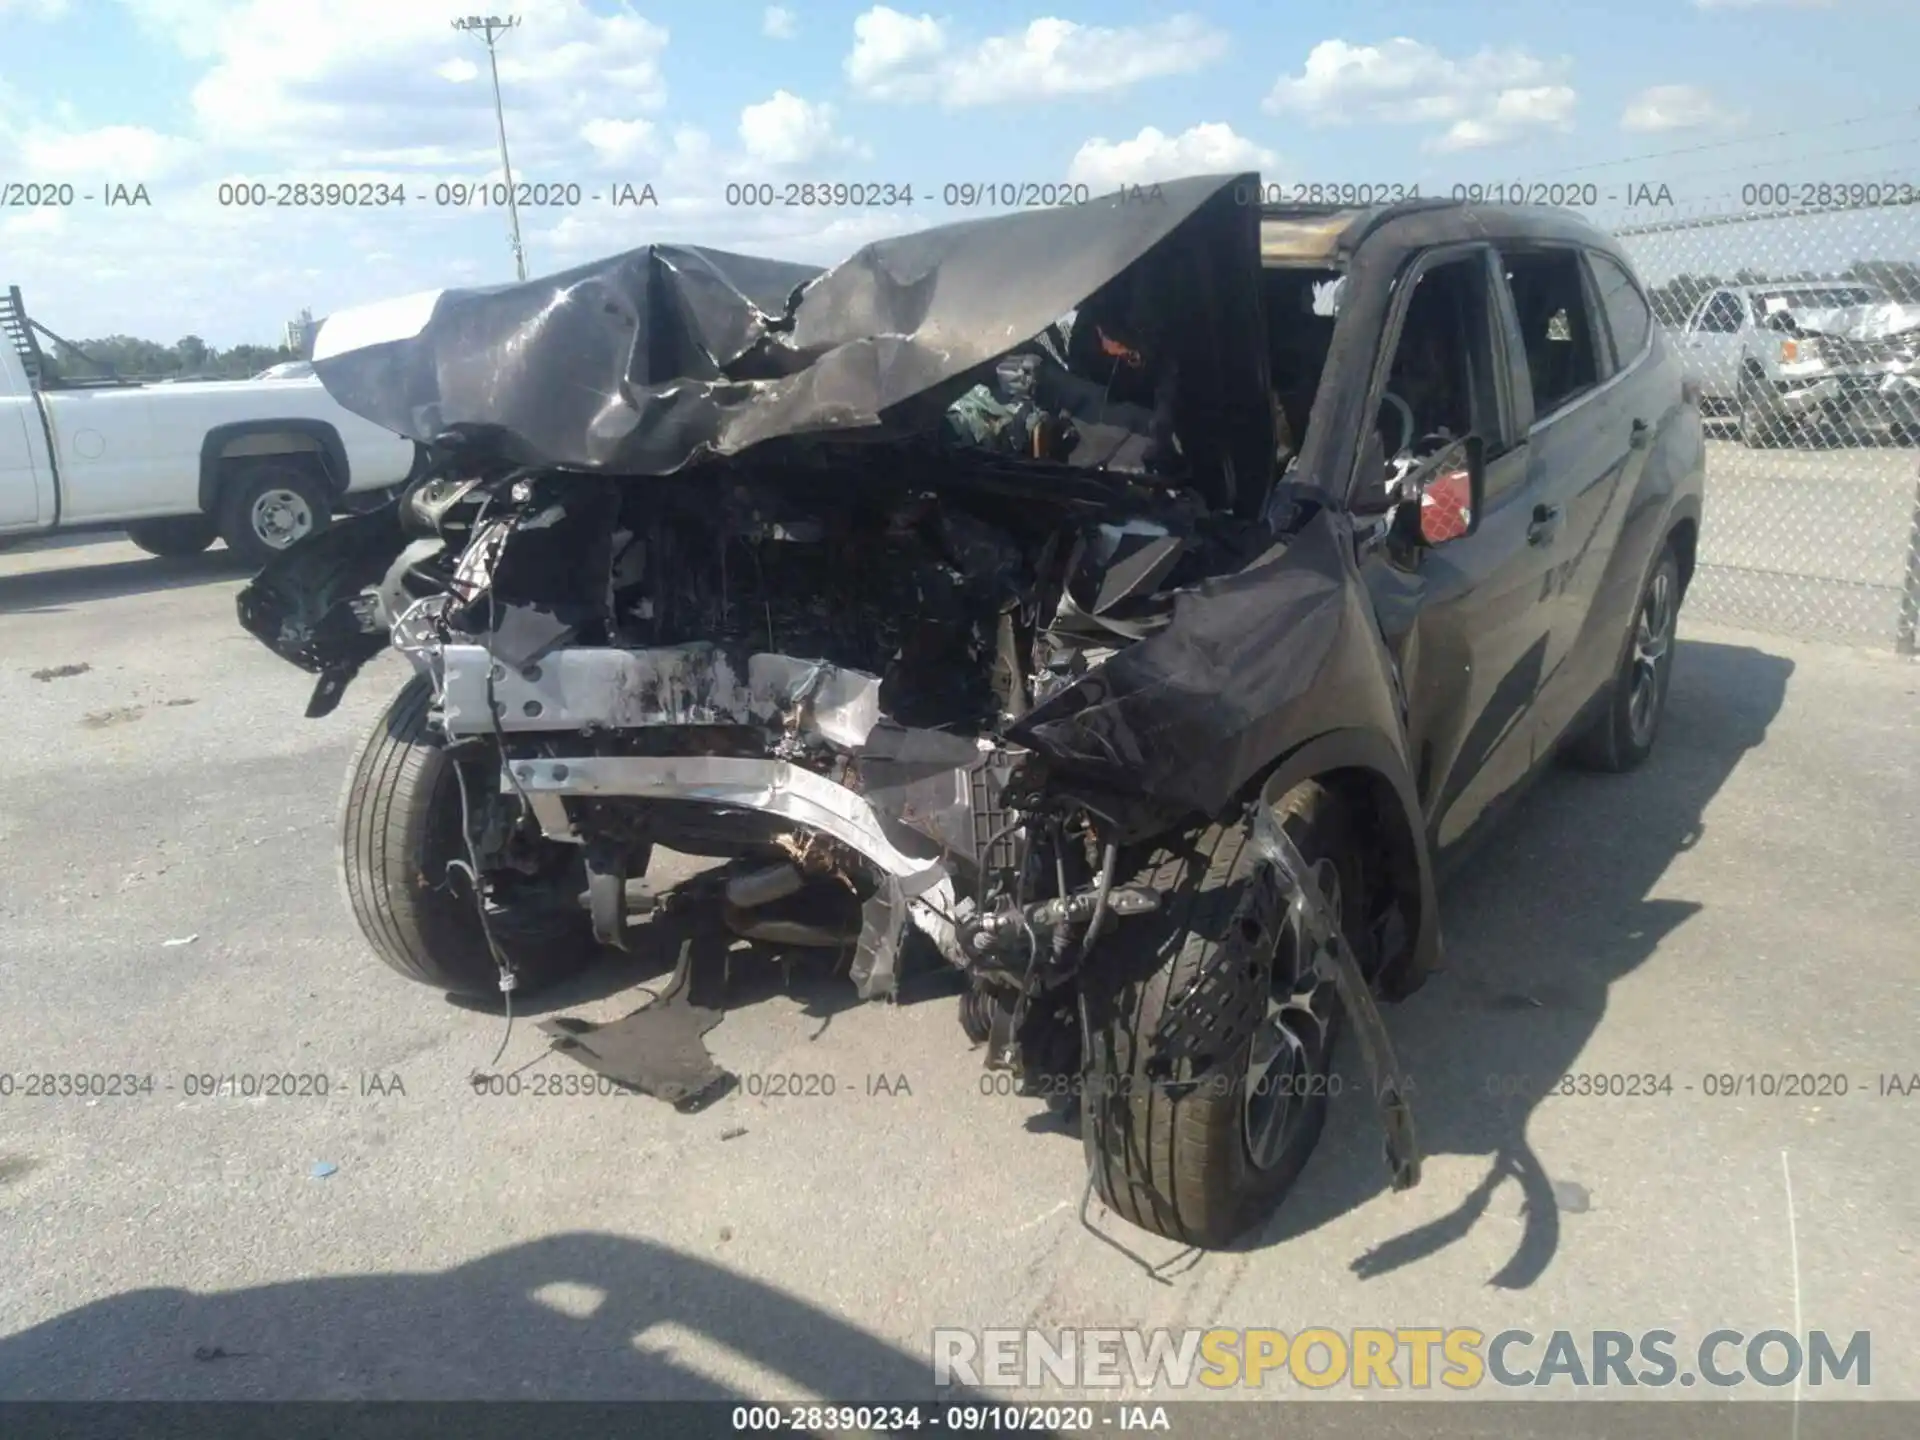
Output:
[[1897, 468, 1920, 657]]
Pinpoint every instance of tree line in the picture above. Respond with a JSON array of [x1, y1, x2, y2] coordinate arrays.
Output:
[[37, 332, 302, 383], [1645, 258, 1920, 327]]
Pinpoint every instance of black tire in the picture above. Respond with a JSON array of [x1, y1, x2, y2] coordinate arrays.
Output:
[[341, 676, 597, 997], [217, 458, 333, 568], [1568, 543, 1683, 773], [1082, 784, 1370, 1247], [1737, 371, 1785, 449], [126, 515, 217, 557]]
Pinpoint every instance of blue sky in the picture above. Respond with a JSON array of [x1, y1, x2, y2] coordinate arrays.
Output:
[[1, 0, 1915, 344]]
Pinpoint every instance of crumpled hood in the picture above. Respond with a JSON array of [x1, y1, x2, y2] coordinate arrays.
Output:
[[308, 173, 1274, 510], [1786, 300, 1920, 343]]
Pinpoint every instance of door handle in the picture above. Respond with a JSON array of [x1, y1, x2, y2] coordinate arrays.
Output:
[[1528, 503, 1562, 546], [1630, 417, 1651, 449]]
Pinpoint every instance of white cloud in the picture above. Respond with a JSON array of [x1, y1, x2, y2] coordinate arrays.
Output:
[[1067, 123, 1276, 190], [1621, 83, 1742, 132], [845, 7, 1228, 107], [1265, 38, 1576, 151], [167, 0, 669, 167], [580, 118, 658, 167], [0, 0, 72, 18], [1433, 85, 1577, 151], [845, 7, 947, 96], [15, 123, 199, 178], [762, 5, 797, 39], [738, 91, 864, 167]]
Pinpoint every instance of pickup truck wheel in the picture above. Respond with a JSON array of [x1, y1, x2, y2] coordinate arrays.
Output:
[[1737, 373, 1785, 449], [341, 676, 597, 998], [1568, 543, 1682, 773], [218, 460, 332, 567], [1080, 785, 1366, 1247], [126, 515, 217, 558]]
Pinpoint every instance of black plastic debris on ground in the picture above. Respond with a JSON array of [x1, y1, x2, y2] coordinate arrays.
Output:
[[539, 936, 732, 1110]]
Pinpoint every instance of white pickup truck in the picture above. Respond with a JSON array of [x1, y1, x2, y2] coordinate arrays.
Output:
[[1670, 278, 1920, 447], [1, 286, 420, 565]]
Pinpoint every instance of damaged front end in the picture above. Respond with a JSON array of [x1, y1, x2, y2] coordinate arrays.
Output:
[[237, 173, 1430, 1219], [1768, 299, 1920, 439], [241, 434, 1280, 1044]]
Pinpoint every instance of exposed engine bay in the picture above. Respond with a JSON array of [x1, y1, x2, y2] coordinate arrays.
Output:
[[244, 419, 1291, 1080]]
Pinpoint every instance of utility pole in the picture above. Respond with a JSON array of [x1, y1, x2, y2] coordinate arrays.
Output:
[[452, 14, 527, 281]]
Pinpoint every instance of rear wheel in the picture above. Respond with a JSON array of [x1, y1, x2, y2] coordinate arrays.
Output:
[[126, 515, 217, 557], [1081, 784, 1368, 1246], [341, 676, 597, 997], [218, 458, 333, 568], [1569, 543, 1682, 772]]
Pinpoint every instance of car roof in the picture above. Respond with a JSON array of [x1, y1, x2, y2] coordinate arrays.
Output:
[[1259, 198, 1634, 270]]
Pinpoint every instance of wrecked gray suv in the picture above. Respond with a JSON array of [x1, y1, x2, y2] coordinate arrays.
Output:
[[238, 174, 1704, 1246]]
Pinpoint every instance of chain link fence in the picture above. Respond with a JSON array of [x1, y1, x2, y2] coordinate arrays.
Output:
[[1606, 197, 1920, 651]]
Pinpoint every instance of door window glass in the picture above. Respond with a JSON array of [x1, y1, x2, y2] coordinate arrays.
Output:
[[1353, 252, 1509, 504], [1499, 249, 1603, 416]]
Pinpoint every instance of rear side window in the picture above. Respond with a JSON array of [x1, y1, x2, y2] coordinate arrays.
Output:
[[1589, 253, 1652, 367], [1499, 248, 1602, 418]]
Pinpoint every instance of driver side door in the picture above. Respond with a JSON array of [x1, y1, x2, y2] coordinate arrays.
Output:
[[1355, 244, 1564, 861]]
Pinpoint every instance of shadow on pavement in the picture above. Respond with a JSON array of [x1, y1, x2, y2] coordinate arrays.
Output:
[[0, 1232, 985, 1402], [1248, 637, 1795, 1285], [0, 547, 251, 615]]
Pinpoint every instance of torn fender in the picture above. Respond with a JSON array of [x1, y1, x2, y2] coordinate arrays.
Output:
[[1010, 510, 1440, 992], [1010, 511, 1385, 816]]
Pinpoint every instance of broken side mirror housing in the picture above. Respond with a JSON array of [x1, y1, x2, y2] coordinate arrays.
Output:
[[1409, 435, 1485, 546]]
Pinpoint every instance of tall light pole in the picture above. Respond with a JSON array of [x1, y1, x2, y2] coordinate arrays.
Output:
[[453, 14, 527, 281]]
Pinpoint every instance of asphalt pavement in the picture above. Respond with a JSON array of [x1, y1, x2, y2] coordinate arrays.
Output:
[[0, 534, 1915, 1403]]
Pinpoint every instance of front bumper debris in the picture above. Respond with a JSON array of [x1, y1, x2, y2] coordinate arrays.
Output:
[[504, 753, 963, 1001]]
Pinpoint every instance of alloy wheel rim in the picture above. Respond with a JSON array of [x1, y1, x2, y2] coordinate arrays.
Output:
[[251, 488, 314, 548], [1628, 567, 1674, 746], [1243, 857, 1340, 1172]]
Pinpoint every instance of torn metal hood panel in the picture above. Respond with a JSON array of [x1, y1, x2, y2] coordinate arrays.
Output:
[[1789, 300, 1920, 344], [309, 173, 1271, 489]]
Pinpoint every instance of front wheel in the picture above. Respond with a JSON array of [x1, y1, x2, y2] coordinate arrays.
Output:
[[126, 515, 217, 557], [340, 677, 597, 997], [1081, 784, 1368, 1247], [1737, 373, 1786, 449]]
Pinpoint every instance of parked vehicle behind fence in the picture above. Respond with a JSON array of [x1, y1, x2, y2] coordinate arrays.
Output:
[[1670, 278, 1920, 447]]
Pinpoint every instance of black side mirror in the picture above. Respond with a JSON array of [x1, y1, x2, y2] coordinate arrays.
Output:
[[1398, 434, 1485, 546]]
